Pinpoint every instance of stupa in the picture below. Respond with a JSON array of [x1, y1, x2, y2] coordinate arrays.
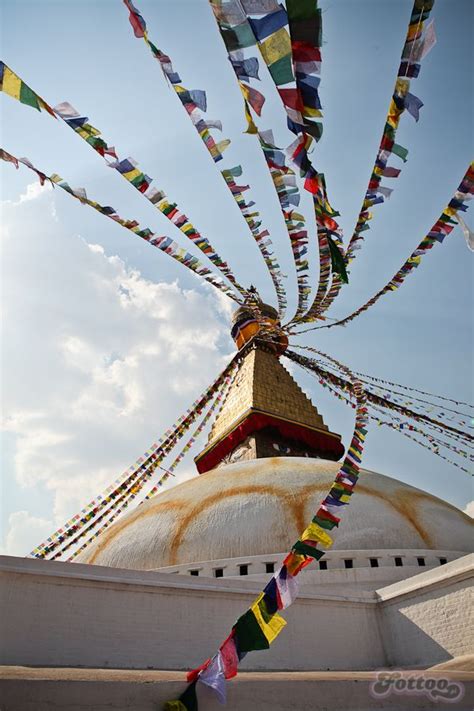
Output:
[[1, 304, 473, 709], [76, 306, 473, 576]]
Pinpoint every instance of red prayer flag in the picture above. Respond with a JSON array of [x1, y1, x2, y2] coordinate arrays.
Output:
[[186, 657, 211, 683], [291, 41, 321, 63], [220, 632, 239, 679], [277, 88, 304, 111]]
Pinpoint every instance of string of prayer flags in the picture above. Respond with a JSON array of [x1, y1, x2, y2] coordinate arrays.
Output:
[[141, 366, 237, 502], [210, 3, 340, 320], [349, 369, 474, 412], [318, 368, 472, 474], [283, 172, 346, 327], [122, 1, 230, 164], [292, 188, 345, 323], [0, 61, 246, 301], [292, 345, 472, 446], [236, 0, 326, 195], [257, 130, 311, 317], [300, 353, 472, 475], [399, 3, 436, 78], [318, 163, 474, 330], [343, 0, 436, 268], [1, 148, 240, 303], [290, 160, 474, 337], [67, 372, 237, 562], [121, 0, 287, 316], [375, 418, 472, 475], [164, 350, 368, 711], [29, 357, 239, 559], [221, 165, 288, 314], [0, 61, 56, 116], [300, 1, 437, 324]]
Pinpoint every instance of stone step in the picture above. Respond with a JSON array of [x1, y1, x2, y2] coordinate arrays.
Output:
[[1, 667, 473, 711]]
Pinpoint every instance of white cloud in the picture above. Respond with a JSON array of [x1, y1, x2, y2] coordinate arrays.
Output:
[[1, 511, 53, 557], [463, 501, 474, 518], [1, 193, 234, 555], [15, 180, 53, 204]]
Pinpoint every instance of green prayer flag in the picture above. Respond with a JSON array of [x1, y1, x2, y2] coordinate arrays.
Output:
[[286, 0, 318, 21], [19, 82, 40, 111], [163, 701, 187, 711], [222, 21, 255, 52], [233, 609, 270, 652], [383, 123, 396, 141], [179, 681, 198, 711], [293, 541, 325, 560], [327, 235, 349, 284], [312, 515, 337, 531], [131, 173, 146, 188], [304, 119, 323, 141], [392, 143, 409, 162], [268, 53, 294, 86]]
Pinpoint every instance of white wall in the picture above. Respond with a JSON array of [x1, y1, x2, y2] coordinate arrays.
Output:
[[1, 554, 472, 672], [377, 554, 474, 668], [0, 555, 383, 671]]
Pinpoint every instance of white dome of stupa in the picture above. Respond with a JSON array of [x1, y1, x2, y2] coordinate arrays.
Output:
[[78, 457, 473, 570]]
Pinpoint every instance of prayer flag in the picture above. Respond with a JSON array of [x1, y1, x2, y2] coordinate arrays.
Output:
[[293, 540, 324, 559], [268, 52, 294, 85], [259, 27, 292, 65], [457, 214, 474, 251], [219, 632, 239, 679], [222, 21, 256, 51], [198, 653, 226, 704], [275, 565, 298, 608], [124, 0, 147, 38], [382, 166, 401, 178], [233, 609, 270, 651], [301, 521, 333, 548], [404, 92, 424, 121], [251, 594, 287, 643], [249, 5, 288, 41], [327, 235, 348, 283]]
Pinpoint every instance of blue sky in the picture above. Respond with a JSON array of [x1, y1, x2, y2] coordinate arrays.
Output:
[[1, 0, 472, 555]]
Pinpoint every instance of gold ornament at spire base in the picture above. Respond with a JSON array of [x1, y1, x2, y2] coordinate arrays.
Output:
[[230, 300, 288, 355]]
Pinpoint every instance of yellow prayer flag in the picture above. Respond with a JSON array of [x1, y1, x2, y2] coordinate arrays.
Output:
[[214, 139, 231, 154], [301, 521, 333, 548], [123, 168, 142, 182], [444, 206, 457, 217], [303, 106, 323, 118], [3, 67, 22, 100], [259, 27, 291, 66], [291, 211, 305, 222], [243, 101, 258, 134], [406, 23, 422, 42], [395, 78, 410, 96], [251, 594, 287, 644]]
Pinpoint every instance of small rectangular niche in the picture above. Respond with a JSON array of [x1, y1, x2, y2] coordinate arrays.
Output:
[[344, 559, 353, 569], [417, 557, 426, 567], [214, 568, 224, 578], [189, 570, 199, 576], [394, 557, 403, 567], [239, 564, 249, 576], [439, 557, 448, 565], [265, 562, 275, 574], [369, 558, 379, 568], [319, 560, 328, 570]]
